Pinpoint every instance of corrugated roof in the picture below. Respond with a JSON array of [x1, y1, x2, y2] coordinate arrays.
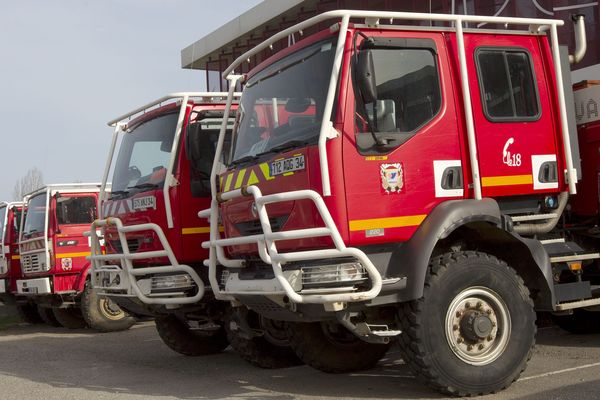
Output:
[[181, 0, 306, 70]]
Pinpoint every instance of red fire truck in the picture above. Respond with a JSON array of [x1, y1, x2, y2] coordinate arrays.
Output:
[[88, 93, 300, 367], [202, 10, 593, 396], [0, 201, 42, 322], [16, 184, 134, 331]]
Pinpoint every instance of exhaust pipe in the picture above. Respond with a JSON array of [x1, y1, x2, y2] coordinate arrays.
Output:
[[569, 14, 586, 65]]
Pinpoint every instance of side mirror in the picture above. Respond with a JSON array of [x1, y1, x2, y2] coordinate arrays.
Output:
[[356, 49, 377, 103]]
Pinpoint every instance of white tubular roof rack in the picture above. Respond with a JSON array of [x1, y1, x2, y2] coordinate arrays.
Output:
[[107, 92, 242, 127], [222, 10, 563, 78], [25, 183, 107, 198], [221, 10, 574, 198]]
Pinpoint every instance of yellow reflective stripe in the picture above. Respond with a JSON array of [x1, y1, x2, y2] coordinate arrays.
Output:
[[259, 163, 275, 181], [182, 226, 224, 235], [282, 172, 294, 176], [11, 255, 20, 260], [247, 170, 259, 186], [223, 173, 234, 192], [349, 215, 427, 232], [234, 169, 247, 189], [481, 174, 533, 187], [55, 252, 90, 259]]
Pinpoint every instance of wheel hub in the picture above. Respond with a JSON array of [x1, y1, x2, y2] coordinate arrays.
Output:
[[445, 287, 511, 366], [460, 310, 493, 341]]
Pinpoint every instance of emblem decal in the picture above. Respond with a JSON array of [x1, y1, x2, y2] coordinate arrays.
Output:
[[61, 258, 73, 271], [380, 163, 404, 194]]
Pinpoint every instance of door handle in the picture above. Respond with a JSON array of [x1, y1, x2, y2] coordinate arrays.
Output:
[[441, 166, 463, 190]]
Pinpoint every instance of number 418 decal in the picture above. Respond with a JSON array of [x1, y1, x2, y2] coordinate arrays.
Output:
[[503, 138, 522, 167]]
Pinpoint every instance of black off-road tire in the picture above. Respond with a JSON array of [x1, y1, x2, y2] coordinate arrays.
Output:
[[37, 305, 62, 327], [552, 309, 600, 334], [397, 251, 536, 397], [155, 314, 229, 356], [16, 304, 43, 324], [52, 307, 87, 329], [286, 321, 390, 373], [225, 309, 301, 369], [81, 282, 135, 332]]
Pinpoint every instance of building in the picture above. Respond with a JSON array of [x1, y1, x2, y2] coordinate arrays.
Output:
[[181, 0, 600, 89]]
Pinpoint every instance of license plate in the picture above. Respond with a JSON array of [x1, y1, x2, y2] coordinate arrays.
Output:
[[270, 155, 305, 176], [133, 196, 156, 211]]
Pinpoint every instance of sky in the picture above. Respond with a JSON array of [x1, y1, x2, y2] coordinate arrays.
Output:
[[0, 0, 262, 201]]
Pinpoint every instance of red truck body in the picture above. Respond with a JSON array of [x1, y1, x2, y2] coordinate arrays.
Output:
[[0, 202, 23, 299], [17, 185, 100, 301], [202, 11, 594, 396]]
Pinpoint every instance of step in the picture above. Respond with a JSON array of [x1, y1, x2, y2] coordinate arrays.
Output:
[[512, 213, 558, 222], [555, 297, 600, 311], [365, 323, 402, 337], [550, 253, 600, 263]]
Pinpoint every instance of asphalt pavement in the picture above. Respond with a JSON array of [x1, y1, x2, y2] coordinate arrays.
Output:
[[0, 321, 599, 400]]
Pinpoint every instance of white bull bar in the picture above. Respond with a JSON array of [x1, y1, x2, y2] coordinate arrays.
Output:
[[200, 185, 383, 304], [87, 217, 205, 305]]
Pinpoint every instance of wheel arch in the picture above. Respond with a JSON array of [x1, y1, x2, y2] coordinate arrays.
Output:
[[386, 199, 555, 309]]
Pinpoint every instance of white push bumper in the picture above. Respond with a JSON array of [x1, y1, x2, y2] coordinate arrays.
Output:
[[87, 217, 205, 306], [0, 279, 6, 294], [201, 187, 383, 304]]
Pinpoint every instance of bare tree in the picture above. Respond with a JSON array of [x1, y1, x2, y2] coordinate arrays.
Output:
[[13, 167, 44, 200]]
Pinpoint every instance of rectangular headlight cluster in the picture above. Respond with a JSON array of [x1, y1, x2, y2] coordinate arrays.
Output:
[[301, 262, 367, 288], [150, 274, 195, 292]]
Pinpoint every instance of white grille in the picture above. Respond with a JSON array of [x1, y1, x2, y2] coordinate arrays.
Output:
[[21, 253, 47, 274], [0, 256, 7, 275]]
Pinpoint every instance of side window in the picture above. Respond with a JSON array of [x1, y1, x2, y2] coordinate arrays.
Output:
[[476, 49, 539, 121], [186, 117, 234, 197], [355, 45, 441, 155], [56, 196, 96, 225]]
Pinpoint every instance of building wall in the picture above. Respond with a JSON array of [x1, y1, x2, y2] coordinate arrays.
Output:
[[205, 0, 599, 90]]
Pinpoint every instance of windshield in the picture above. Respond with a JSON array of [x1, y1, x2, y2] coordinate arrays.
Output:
[[111, 113, 179, 198], [231, 39, 337, 163], [23, 194, 47, 240], [56, 196, 96, 225], [0, 206, 6, 243]]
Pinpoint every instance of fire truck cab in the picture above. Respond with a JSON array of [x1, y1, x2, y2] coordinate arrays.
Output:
[[0, 201, 41, 321], [16, 183, 134, 331], [203, 10, 591, 396], [89, 92, 301, 366]]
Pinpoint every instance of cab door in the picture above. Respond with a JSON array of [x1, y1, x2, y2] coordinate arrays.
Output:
[[53, 193, 98, 275], [465, 36, 560, 198], [342, 32, 465, 246]]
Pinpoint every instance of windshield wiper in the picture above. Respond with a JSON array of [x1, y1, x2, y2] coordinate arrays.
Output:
[[127, 183, 160, 190], [257, 140, 313, 157], [230, 155, 259, 166], [109, 190, 129, 199]]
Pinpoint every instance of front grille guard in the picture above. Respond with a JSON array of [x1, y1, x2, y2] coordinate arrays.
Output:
[[87, 217, 205, 305], [200, 186, 383, 304]]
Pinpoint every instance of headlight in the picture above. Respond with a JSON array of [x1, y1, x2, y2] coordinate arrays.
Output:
[[150, 274, 195, 292], [301, 262, 367, 288]]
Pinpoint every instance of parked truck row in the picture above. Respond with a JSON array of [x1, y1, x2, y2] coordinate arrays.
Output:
[[2, 9, 600, 397]]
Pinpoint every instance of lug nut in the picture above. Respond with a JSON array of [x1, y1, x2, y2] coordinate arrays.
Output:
[[465, 302, 471, 308], [487, 335, 493, 341], [457, 337, 463, 344], [467, 345, 473, 351], [453, 324, 459, 331], [486, 309, 492, 315], [476, 301, 483, 309], [456, 311, 462, 317], [478, 344, 485, 350]]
